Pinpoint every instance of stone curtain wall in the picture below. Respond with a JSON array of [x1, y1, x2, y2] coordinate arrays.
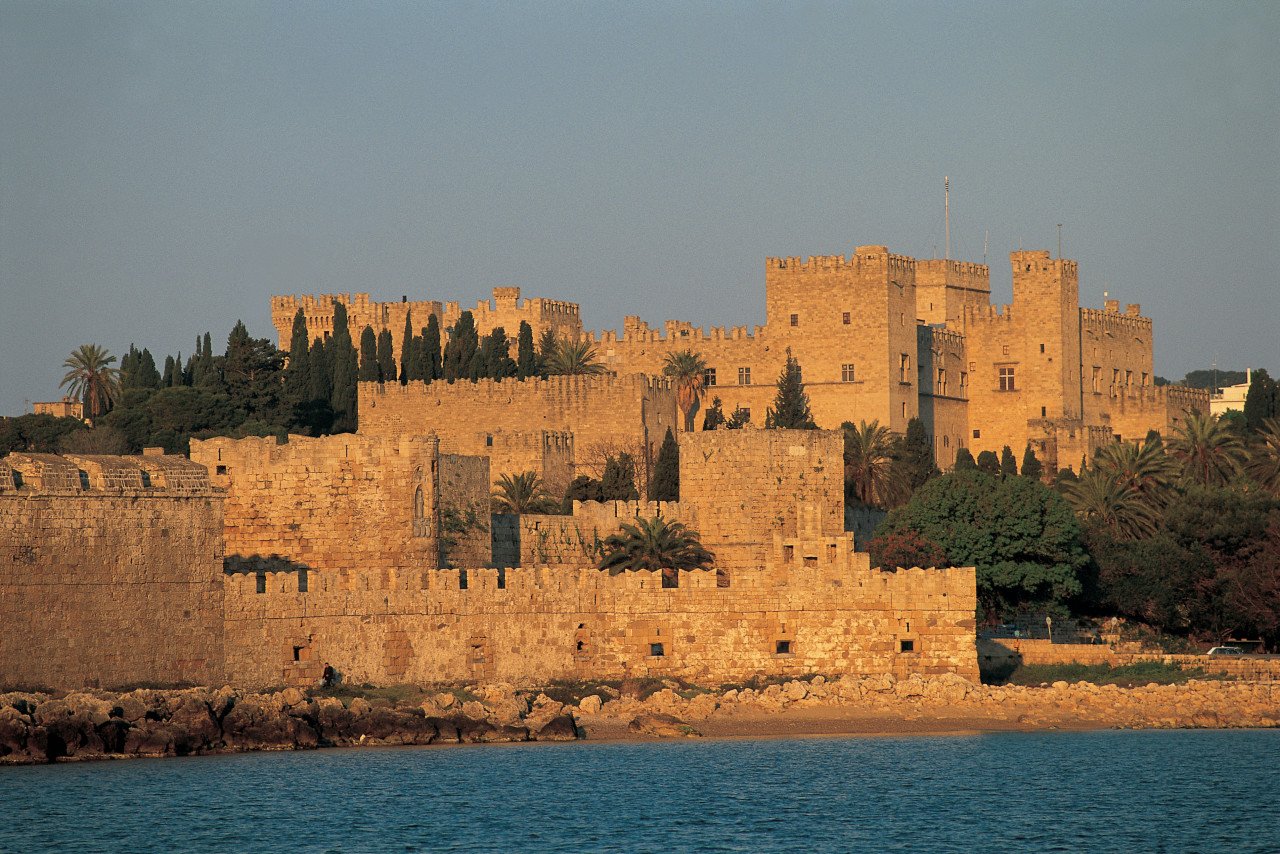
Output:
[[437, 429, 574, 497], [438, 453, 492, 567], [678, 430, 845, 572], [359, 374, 679, 457], [493, 500, 681, 568], [0, 453, 225, 690], [270, 287, 582, 374], [190, 434, 441, 579], [221, 552, 978, 689]]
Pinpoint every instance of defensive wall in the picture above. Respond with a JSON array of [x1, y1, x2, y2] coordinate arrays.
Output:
[[980, 639, 1280, 682], [270, 287, 582, 374], [190, 434, 448, 579], [0, 452, 225, 690], [436, 429, 573, 497], [222, 541, 978, 689], [358, 373, 679, 465], [492, 500, 681, 568]]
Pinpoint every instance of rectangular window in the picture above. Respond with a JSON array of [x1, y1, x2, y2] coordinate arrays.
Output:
[[937, 368, 946, 395], [841, 364, 856, 382], [1113, 368, 1121, 385], [1092, 366, 1102, 393], [973, 429, 981, 439], [776, 640, 792, 655], [1142, 372, 1149, 387], [1125, 370, 1132, 386], [999, 366, 1016, 391], [649, 643, 665, 657], [1040, 343, 1046, 353], [842, 312, 851, 325], [1002, 344, 1010, 356], [960, 371, 968, 389], [900, 354, 910, 383], [789, 313, 799, 327], [255, 573, 266, 594], [215, 465, 228, 476], [899, 639, 915, 653], [298, 569, 308, 593], [738, 367, 751, 385], [703, 368, 717, 387], [1041, 406, 1047, 417]]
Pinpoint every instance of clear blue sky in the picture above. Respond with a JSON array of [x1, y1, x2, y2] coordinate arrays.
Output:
[[2, 1, 1276, 415]]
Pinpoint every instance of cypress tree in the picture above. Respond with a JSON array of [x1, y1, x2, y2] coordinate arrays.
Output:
[[161, 355, 176, 388], [954, 447, 977, 471], [702, 397, 726, 431], [1244, 369, 1278, 432], [443, 311, 479, 381], [359, 326, 379, 382], [902, 417, 939, 489], [400, 311, 414, 384], [600, 453, 639, 501], [765, 349, 816, 429], [423, 316, 442, 382], [120, 345, 140, 388], [537, 327, 559, 376], [329, 302, 357, 430], [376, 328, 395, 383], [1021, 444, 1044, 481], [976, 450, 1000, 475], [516, 321, 536, 379], [649, 428, 680, 501], [285, 309, 311, 404], [138, 348, 160, 389], [482, 327, 517, 379], [197, 331, 216, 386], [308, 337, 332, 402], [999, 445, 1018, 477]]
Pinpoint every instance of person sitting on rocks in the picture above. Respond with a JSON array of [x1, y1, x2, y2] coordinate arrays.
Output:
[[321, 664, 335, 688]]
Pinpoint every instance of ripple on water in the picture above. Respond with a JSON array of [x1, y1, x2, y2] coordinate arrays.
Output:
[[2, 730, 1279, 853]]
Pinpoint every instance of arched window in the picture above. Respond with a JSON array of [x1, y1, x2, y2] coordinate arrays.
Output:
[[414, 486, 424, 519]]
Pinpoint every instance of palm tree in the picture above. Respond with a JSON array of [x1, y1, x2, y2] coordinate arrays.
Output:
[[842, 420, 903, 507], [1167, 410, 1247, 487], [544, 337, 607, 376], [598, 514, 714, 585], [1062, 469, 1161, 540], [1091, 435, 1177, 509], [1245, 418, 1280, 496], [491, 471, 559, 514], [60, 344, 120, 421], [662, 349, 707, 431]]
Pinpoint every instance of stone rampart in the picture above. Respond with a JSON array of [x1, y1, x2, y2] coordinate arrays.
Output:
[[191, 434, 442, 578], [493, 500, 681, 567], [221, 553, 978, 689], [0, 453, 225, 690]]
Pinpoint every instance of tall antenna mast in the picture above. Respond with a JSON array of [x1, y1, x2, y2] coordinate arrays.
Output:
[[944, 176, 950, 260], [983, 229, 989, 265]]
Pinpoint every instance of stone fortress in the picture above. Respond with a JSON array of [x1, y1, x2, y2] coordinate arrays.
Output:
[[275, 245, 1208, 474], [0, 242, 1205, 694]]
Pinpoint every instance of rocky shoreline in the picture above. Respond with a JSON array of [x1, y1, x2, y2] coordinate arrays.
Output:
[[0, 685, 578, 765], [4, 673, 1279, 765]]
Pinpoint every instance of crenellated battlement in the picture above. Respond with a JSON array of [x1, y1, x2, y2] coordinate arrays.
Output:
[[963, 302, 1016, 324], [1082, 306, 1153, 333], [590, 318, 764, 345], [0, 452, 214, 494], [766, 245, 917, 274]]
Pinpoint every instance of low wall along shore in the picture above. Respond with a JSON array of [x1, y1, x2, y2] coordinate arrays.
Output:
[[979, 639, 1280, 681]]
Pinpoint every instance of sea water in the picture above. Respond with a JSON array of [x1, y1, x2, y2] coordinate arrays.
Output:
[[2, 730, 1277, 853]]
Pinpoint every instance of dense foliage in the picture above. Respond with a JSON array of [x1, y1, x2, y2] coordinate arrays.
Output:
[[764, 350, 815, 430], [598, 514, 714, 578], [648, 428, 680, 502]]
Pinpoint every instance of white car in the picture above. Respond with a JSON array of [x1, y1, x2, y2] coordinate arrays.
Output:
[[1207, 646, 1244, 656]]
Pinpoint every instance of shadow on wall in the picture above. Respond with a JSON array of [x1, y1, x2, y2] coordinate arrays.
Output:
[[845, 505, 887, 548]]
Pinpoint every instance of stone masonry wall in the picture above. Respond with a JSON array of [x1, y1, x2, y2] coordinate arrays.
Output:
[[190, 434, 441, 579], [439, 453, 492, 567], [0, 453, 225, 690], [221, 551, 978, 689], [358, 374, 679, 462], [493, 500, 681, 568], [678, 430, 844, 572]]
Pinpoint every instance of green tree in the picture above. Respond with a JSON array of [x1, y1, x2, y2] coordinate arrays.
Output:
[[662, 349, 707, 432], [442, 311, 479, 381], [1082, 528, 1209, 632], [1062, 469, 1162, 540], [1243, 369, 1278, 432], [0, 414, 87, 455], [726, 405, 751, 429], [867, 529, 948, 571], [598, 514, 714, 581], [562, 474, 604, 510], [1091, 435, 1177, 510], [358, 326, 379, 382], [400, 311, 415, 384], [491, 471, 559, 514], [765, 349, 815, 429], [649, 428, 680, 501], [481, 327, 518, 379], [376, 328, 395, 383], [701, 397, 726, 431], [1168, 410, 1247, 487], [329, 303, 358, 432], [221, 321, 285, 425], [121, 346, 160, 390], [544, 338, 606, 376], [422, 315, 442, 382], [599, 453, 640, 501], [1246, 419, 1280, 496], [999, 445, 1018, 477], [976, 450, 1000, 475], [60, 344, 120, 421], [516, 321, 537, 379], [954, 447, 977, 471], [284, 309, 312, 406], [307, 337, 332, 406], [900, 417, 939, 490], [842, 420, 902, 508], [1020, 444, 1044, 481], [876, 470, 1090, 616]]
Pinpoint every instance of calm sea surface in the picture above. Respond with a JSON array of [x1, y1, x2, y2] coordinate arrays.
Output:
[[2, 730, 1277, 853]]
